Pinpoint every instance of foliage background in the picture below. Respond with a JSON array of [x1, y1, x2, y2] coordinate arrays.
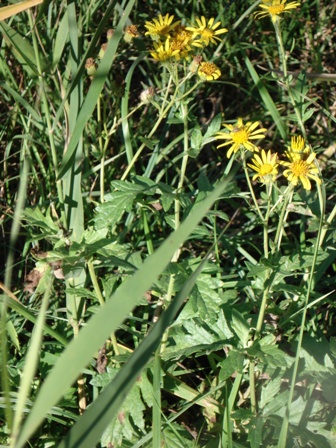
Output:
[[1, 0, 336, 447]]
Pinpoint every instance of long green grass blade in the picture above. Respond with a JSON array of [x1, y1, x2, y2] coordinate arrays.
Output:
[[58, 0, 136, 180], [11, 277, 53, 442], [57, 247, 211, 448], [245, 56, 287, 140], [0, 292, 68, 346]]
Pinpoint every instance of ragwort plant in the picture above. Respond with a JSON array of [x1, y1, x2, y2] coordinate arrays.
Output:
[[1, 1, 336, 447]]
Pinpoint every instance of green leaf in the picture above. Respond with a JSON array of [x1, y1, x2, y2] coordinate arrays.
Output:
[[162, 423, 199, 448], [219, 350, 245, 382], [259, 377, 282, 410], [247, 416, 265, 448], [204, 113, 222, 139], [91, 368, 149, 445], [0, 21, 47, 77], [190, 127, 203, 152], [248, 337, 291, 369], [94, 191, 136, 229], [244, 56, 287, 140], [58, 0, 136, 179], [230, 309, 250, 347], [15, 176, 232, 448]]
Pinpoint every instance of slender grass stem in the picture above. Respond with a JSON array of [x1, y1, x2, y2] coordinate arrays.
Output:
[[274, 186, 293, 253], [28, 11, 65, 224], [273, 21, 307, 138], [241, 150, 264, 223]]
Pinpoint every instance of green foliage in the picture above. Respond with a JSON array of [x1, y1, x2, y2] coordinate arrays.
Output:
[[1, 0, 336, 447]]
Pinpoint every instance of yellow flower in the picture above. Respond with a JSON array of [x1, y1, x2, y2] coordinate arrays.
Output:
[[150, 38, 181, 62], [248, 150, 278, 183], [255, 0, 300, 23], [168, 25, 193, 59], [145, 13, 180, 41], [281, 138, 321, 190], [172, 25, 193, 46], [198, 62, 221, 81], [186, 16, 228, 47], [216, 118, 267, 158]]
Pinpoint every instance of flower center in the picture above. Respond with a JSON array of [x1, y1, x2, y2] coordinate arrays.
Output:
[[260, 163, 274, 175], [268, 4, 285, 15], [201, 28, 214, 39], [171, 39, 184, 51], [232, 128, 249, 144], [291, 161, 309, 176], [201, 62, 216, 75]]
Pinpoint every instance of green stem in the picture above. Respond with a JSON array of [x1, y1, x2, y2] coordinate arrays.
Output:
[[241, 150, 264, 222], [87, 259, 120, 356], [273, 20, 307, 138], [121, 74, 199, 181], [273, 185, 293, 253], [277, 214, 323, 447], [97, 95, 106, 203]]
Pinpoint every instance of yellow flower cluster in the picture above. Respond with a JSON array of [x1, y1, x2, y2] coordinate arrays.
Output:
[[144, 13, 227, 81], [216, 120, 320, 190]]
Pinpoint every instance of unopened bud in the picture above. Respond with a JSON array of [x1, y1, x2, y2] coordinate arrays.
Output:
[[85, 58, 96, 77], [124, 25, 139, 43], [107, 29, 114, 41], [140, 86, 155, 103], [98, 42, 108, 59], [189, 55, 202, 73]]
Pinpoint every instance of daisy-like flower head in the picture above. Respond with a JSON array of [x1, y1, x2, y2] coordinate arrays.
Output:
[[170, 27, 193, 60], [216, 118, 267, 158], [248, 150, 278, 183], [186, 16, 228, 47], [198, 61, 221, 81], [172, 25, 193, 46], [281, 138, 321, 190], [150, 38, 181, 62], [255, 0, 301, 23], [145, 13, 180, 41]]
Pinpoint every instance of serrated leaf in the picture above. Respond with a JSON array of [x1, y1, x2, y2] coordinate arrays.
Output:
[[316, 370, 336, 403], [94, 191, 136, 229], [262, 390, 289, 417], [138, 136, 159, 149], [204, 113, 222, 139], [23, 207, 59, 235], [191, 276, 224, 321], [65, 287, 97, 300], [300, 347, 330, 373], [219, 350, 244, 381], [259, 377, 282, 410], [91, 368, 149, 446], [162, 423, 198, 448], [248, 339, 290, 369], [230, 309, 250, 347], [247, 417, 264, 448], [190, 127, 203, 151]]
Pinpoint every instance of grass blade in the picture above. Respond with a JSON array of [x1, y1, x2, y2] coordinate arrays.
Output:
[[245, 56, 287, 140]]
